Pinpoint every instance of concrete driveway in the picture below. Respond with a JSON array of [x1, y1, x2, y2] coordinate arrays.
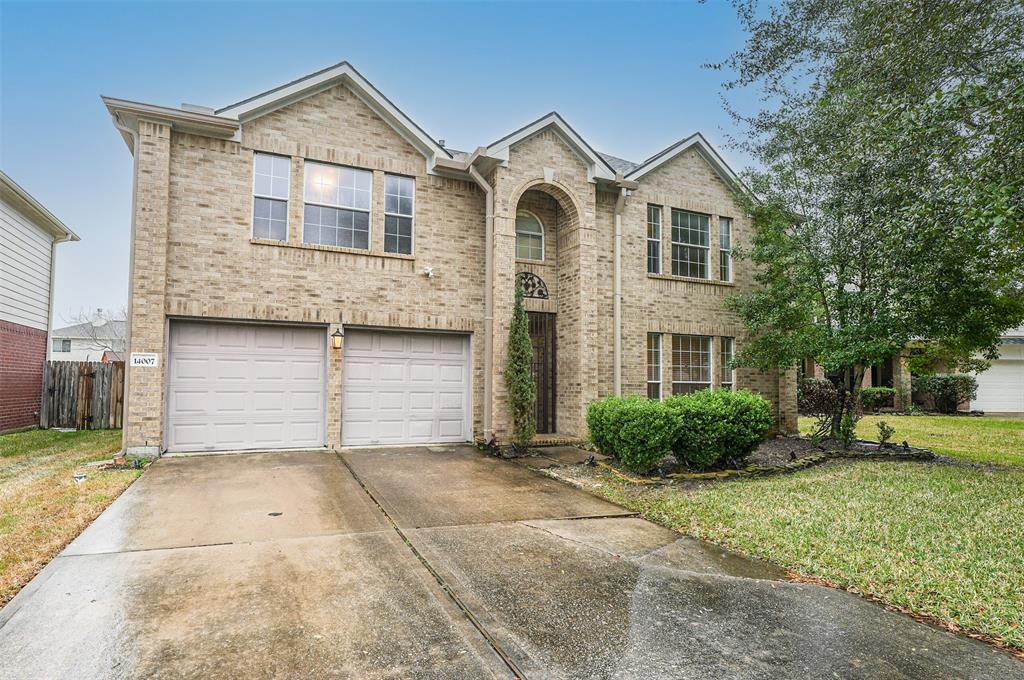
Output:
[[1, 446, 1020, 679]]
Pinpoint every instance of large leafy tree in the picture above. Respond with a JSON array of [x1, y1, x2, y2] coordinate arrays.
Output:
[[715, 0, 1024, 433]]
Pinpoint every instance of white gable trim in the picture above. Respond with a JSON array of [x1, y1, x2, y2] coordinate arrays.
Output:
[[216, 62, 451, 167], [625, 133, 741, 190], [485, 113, 616, 183]]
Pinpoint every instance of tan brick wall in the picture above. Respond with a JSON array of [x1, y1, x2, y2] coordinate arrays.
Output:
[[122, 85, 796, 452]]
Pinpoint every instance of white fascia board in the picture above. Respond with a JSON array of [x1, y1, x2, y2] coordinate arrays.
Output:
[[626, 133, 742, 190], [0, 171, 80, 241], [215, 62, 451, 166], [485, 113, 616, 183]]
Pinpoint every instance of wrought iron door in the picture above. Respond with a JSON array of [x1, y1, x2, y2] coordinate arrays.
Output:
[[527, 312, 557, 434]]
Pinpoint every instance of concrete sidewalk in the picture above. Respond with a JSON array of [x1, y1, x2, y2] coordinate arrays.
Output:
[[1, 446, 1020, 679]]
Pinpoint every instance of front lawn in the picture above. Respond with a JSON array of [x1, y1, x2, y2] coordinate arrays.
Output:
[[582, 459, 1024, 652], [0, 429, 141, 606], [800, 414, 1024, 466]]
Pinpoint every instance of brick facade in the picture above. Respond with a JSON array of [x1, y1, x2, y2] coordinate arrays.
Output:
[[113, 71, 798, 454], [0, 320, 47, 432]]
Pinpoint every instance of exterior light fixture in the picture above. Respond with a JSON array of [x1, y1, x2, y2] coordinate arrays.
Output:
[[330, 328, 344, 350]]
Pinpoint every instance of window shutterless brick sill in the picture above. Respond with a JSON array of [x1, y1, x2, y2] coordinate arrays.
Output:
[[250, 238, 415, 261], [647, 273, 735, 287]]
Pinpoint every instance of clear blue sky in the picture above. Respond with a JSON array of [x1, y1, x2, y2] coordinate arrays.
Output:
[[1, 0, 757, 323]]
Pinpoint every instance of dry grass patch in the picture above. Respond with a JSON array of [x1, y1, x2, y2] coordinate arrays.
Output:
[[0, 429, 141, 606]]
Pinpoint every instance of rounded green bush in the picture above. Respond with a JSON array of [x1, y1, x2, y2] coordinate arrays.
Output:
[[586, 396, 680, 473], [665, 389, 773, 469]]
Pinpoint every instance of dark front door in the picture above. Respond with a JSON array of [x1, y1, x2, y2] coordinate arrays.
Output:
[[527, 312, 557, 434]]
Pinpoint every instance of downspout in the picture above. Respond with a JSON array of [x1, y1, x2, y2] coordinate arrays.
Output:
[[467, 164, 495, 443], [112, 114, 140, 450], [613, 186, 627, 396]]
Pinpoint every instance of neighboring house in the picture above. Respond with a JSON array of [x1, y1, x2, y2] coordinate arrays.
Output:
[[0, 171, 79, 432], [972, 325, 1024, 414], [51, 314, 127, 362], [104, 61, 797, 456]]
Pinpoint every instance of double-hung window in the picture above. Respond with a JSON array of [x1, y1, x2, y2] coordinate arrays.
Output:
[[671, 334, 712, 394], [671, 209, 710, 278], [719, 217, 733, 282], [384, 174, 415, 255], [515, 210, 544, 261], [647, 333, 662, 400], [647, 205, 661, 274], [252, 152, 290, 241], [52, 338, 71, 353], [720, 337, 735, 389], [303, 161, 372, 249]]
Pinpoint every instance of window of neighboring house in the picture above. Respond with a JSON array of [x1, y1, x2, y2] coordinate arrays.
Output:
[[672, 334, 712, 394], [384, 174, 414, 255], [647, 333, 662, 400], [671, 209, 710, 278], [52, 338, 71, 353], [303, 161, 372, 249], [252, 152, 290, 241], [720, 337, 735, 389], [515, 210, 544, 260], [647, 205, 661, 274], [719, 217, 733, 282]]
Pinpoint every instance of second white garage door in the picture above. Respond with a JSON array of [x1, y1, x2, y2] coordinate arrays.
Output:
[[342, 330, 472, 446], [974, 346, 1024, 414]]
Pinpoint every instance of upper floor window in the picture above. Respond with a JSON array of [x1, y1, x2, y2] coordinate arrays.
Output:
[[720, 337, 734, 389], [252, 152, 290, 241], [719, 217, 733, 282], [52, 338, 71, 353], [303, 161, 372, 249], [384, 174, 414, 255], [647, 333, 662, 400], [515, 210, 544, 261], [647, 205, 661, 274], [671, 209, 709, 279], [672, 334, 711, 394]]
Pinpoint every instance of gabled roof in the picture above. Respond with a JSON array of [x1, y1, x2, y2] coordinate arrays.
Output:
[[485, 112, 616, 183], [52, 319, 127, 339], [216, 61, 451, 164], [624, 132, 741, 190], [0, 170, 80, 242]]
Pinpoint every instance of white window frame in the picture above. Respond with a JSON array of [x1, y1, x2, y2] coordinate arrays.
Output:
[[383, 174, 415, 255], [719, 217, 733, 282], [720, 337, 735, 389], [251, 152, 290, 242], [671, 334, 712, 394], [671, 209, 710, 279], [647, 333, 662, 400], [52, 338, 71, 353], [302, 160, 372, 250], [515, 210, 545, 261], [647, 205, 661, 274]]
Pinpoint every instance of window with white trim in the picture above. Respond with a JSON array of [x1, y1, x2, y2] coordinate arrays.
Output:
[[384, 174, 414, 255], [671, 209, 710, 279], [647, 205, 661, 274], [719, 217, 733, 282], [672, 334, 712, 394], [647, 333, 662, 400], [303, 161, 372, 249], [52, 338, 71, 353], [720, 337, 735, 389], [252, 153, 290, 241], [515, 210, 544, 260]]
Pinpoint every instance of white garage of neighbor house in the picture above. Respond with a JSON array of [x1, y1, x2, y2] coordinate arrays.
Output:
[[973, 326, 1024, 415]]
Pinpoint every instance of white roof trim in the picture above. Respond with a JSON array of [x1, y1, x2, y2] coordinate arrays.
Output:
[[0, 170, 79, 241], [215, 61, 451, 166], [485, 112, 616, 183], [625, 133, 741, 190]]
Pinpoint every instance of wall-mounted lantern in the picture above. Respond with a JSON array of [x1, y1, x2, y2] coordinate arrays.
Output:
[[330, 327, 344, 350]]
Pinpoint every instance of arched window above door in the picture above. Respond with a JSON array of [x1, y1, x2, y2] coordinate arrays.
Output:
[[515, 210, 544, 261]]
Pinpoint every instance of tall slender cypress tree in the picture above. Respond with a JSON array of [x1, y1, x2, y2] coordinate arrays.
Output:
[[505, 275, 536, 448]]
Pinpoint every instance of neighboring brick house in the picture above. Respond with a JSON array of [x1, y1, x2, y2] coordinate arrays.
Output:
[[0, 171, 79, 433], [104, 61, 797, 456]]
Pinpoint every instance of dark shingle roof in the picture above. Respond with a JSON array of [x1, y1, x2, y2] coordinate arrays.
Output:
[[597, 152, 640, 175]]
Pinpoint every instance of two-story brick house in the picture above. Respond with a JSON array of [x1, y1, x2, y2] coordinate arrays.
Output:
[[104, 62, 797, 456]]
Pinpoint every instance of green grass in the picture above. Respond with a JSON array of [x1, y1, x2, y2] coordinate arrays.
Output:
[[799, 415, 1024, 466], [0, 429, 141, 605], [588, 460, 1024, 651]]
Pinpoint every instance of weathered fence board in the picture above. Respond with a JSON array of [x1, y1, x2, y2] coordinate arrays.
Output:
[[41, 361, 125, 430]]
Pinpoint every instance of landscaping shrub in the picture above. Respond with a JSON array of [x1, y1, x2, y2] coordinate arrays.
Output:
[[913, 374, 978, 414], [860, 386, 896, 412], [586, 397, 681, 473], [798, 378, 838, 415], [505, 276, 536, 448], [666, 389, 774, 469]]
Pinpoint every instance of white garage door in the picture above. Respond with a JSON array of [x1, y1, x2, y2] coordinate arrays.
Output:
[[166, 321, 327, 452], [342, 330, 471, 446], [974, 354, 1024, 414]]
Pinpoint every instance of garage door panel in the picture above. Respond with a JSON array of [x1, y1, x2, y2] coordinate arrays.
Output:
[[974, 358, 1024, 412], [166, 322, 327, 452], [342, 330, 471, 446]]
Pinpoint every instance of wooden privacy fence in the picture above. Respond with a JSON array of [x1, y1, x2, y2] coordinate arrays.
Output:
[[40, 361, 125, 430]]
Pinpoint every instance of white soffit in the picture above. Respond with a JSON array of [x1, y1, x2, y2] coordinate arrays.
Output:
[[485, 112, 616, 183], [625, 133, 742, 190]]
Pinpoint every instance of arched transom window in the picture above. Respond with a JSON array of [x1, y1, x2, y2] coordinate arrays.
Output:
[[515, 210, 544, 261]]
